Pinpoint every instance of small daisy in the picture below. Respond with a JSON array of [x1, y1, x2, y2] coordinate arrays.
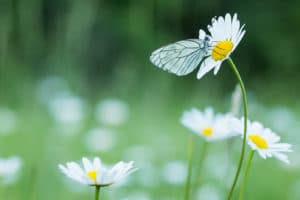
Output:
[[231, 118, 292, 163], [181, 107, 237, 142], [95, 99, 129, 126], [59, 157, 136, 187], [197, 13, 246, 79]]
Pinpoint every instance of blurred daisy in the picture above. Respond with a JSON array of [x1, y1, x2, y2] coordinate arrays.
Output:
[[36, 76, 71, 104], [49, 96, 85, 125], [162, 161, 187, 185], [181, 107, 237, 142], [48, 95, 85, 135], [195, 183, 222, 200], [231, 118, 292, 163], [84, 128, 116, 152], [95, 99, 129, 126], [0, 156, 22, 184], [59, 157, 136, 187], [197, 13, 245, 79]]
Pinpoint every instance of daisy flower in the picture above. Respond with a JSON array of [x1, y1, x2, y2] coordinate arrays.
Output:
[[231, 118, 292, 163], [197, 13, 246, 79], [180, 107, 237, 142], [59, 157, 136, 187]]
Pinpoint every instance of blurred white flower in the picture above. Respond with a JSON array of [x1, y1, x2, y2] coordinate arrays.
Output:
[[162, 161, 187, 185], [195, 183, 222, 200], [49, 96, 85, 125], [84, 128, 116, 152], [95, 99, 129, 126], [59, 157, 136, 187], [0, 108, 17, 135], [0, 156, 22, 184], [36, 76, 71, 104], [181, 107, 237, 142], [231, 117, 292, 163]]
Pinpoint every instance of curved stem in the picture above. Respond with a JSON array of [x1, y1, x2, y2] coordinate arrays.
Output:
[[227, 57, 248, 200], [184, 137, 194, 200], [95, 186, 101, 200], [239, 150, 255, 200]]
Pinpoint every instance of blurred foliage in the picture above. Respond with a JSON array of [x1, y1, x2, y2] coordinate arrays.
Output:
[[1, 0, 300, 105]]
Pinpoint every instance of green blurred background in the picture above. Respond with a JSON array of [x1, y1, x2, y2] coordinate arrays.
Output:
[[0, 0, 300, 199]]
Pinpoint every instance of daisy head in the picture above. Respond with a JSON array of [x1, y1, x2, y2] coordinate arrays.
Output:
[[180, 107, 237, 142], [197, 13, 245, 79], [59, 157, 136, 187], [231, 118, 292, 163]]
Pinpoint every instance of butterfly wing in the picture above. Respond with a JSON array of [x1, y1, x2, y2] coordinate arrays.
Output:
[[150, 39, 208, 76]]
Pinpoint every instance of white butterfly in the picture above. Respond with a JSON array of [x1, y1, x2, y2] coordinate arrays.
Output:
[[150, 29, 211, 76]]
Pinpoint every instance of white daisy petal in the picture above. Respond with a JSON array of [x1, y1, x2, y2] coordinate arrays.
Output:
[[213, 62, 222, 75], [67, 162, 85, 177], [273, 152, 290, 164], [197, 57, 218, 79], [93, 157, 102, 169], [224, 13, 232, 39], [199, 29, 206, 40], [60, 163, 86, 184], [82, 157, 93, 172], [234, 30, 246, 47]]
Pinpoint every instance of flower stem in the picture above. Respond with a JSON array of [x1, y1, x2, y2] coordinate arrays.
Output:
[[184, 137, 194, 200], [195, 141, 208, 186], [227, 57, 248, 200], [95, 186, 101, 200], [239, 150, 254, 200]]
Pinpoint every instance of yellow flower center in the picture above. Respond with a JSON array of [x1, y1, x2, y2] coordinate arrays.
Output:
[[211, 40, 234, 61], [248, 134, 268, 149], [202, 127, 214, 136], [87, 169, 98, 183]]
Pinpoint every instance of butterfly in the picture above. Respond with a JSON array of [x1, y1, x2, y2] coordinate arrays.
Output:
[[150, 29, 211, 76]]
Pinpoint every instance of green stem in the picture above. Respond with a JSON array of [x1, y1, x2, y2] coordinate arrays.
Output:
[[196, 141, 208, 186], [227, 57, 248, 200], [239, 150, 255, 200], [184, 137, 194, 200], [191, 141, 208, 199], [95, 186, 101, 200]]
